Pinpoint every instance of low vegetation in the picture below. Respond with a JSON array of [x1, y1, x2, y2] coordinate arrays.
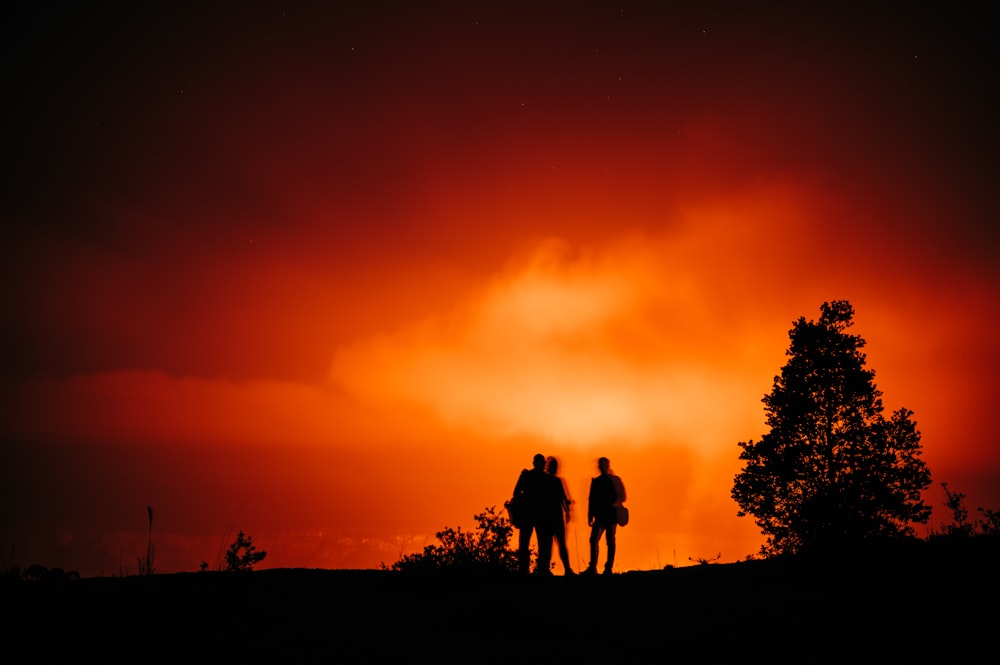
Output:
[[222, 530, 268, 572], [929, 483, 1000, 541], [383, 505, 520, 573]]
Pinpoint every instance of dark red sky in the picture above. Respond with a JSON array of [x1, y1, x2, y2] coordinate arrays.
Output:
[[2, 2, 998, 576]]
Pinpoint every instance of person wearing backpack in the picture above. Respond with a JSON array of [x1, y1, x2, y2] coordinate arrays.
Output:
[[583, 456, 626, 576], [509, 453, 553, 574]]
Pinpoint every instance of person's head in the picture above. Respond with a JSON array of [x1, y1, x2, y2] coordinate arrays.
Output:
[[597, 457, 610, 474], [533, 453, 546, 470], [546, 456, 558, 475]]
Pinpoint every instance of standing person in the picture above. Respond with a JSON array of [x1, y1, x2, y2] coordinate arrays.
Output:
[[510, 453, 553, 574], [584, 456, 626, 576], [544, 456, 575, 576]]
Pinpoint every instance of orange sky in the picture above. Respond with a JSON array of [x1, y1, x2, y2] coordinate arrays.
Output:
[[2, 2, 998, 577]]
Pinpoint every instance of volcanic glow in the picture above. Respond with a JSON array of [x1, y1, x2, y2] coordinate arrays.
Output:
[[1, 3, 998, 576]]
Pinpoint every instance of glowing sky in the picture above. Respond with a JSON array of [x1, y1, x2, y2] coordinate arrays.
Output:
[[2, 2, 998, 577]]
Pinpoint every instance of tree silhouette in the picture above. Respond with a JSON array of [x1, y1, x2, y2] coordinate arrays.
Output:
[[732, 300, 932, 556]]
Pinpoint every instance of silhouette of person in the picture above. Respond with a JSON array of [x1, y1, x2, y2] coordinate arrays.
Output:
[[545, 456, 575, 576], [584, 456, 626, 575], [511, 453, 554, 574]]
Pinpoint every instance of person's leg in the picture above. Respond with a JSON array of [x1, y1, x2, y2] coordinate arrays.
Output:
[[518, 525, 533, 574], [603, 523, 617, 574], [554, 524, 572, 573], [558, 533, 572, 572], [586, 524, 603, 573], [535, 525, 553, 574]]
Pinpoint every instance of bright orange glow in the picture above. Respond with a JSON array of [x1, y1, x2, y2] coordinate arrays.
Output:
[[2, 4, 997, 577]]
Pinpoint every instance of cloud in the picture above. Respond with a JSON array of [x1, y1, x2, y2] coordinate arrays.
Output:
[[1, 370, 388, 450], [330, 233, 775, 448]]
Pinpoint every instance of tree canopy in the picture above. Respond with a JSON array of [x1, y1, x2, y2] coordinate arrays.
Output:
[[732, 300, 932, 556]]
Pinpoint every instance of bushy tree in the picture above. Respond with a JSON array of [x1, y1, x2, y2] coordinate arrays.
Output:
[[732, 301, 932, 556], [224, 531, 267, 572], [386, 506, 520, 573]]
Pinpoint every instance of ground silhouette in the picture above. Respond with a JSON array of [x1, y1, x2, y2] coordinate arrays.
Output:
[[4, 539, 996, 662]]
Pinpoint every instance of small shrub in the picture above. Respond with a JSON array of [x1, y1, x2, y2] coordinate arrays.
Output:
[[940, 483, 974, 538], [689, 552, 722, 566], [385, 506, 519, 574], [979, 504, 1000, 536], [224, 531, 267, 572], [24, 564, 48, 581], [930, 482, 1000, 542]]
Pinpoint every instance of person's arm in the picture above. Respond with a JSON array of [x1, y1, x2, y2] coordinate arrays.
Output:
[[608, 474, 625, 505], [513, 470, 526, 497], [587, 479, 596, 526], [560, 480, 571, 520]]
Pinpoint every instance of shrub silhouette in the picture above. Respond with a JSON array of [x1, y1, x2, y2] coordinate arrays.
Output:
[[981, 504, 1000, 536], [17, 565, 79, 582], [933, 482, 1000, 539], [733, 300, 932, 556], [224, 531, 267, 572], [386, 505, 520, 573], [939, 482, 975, 538]]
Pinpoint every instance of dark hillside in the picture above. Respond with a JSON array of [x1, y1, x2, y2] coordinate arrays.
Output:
[[5, 541, 997, 662]]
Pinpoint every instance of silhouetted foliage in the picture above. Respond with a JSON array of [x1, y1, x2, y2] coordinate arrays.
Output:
[[940, 483, 975, 537], [689, 552, 722, 565], [385, 505, 520, 573], [980, 504, 1000, 536], [224, 531, 267, 572], [24, 564, 48, 581], [15, 564, 79, 582], [932, 482, 1000, 540], [732, 301, 932, 556]]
